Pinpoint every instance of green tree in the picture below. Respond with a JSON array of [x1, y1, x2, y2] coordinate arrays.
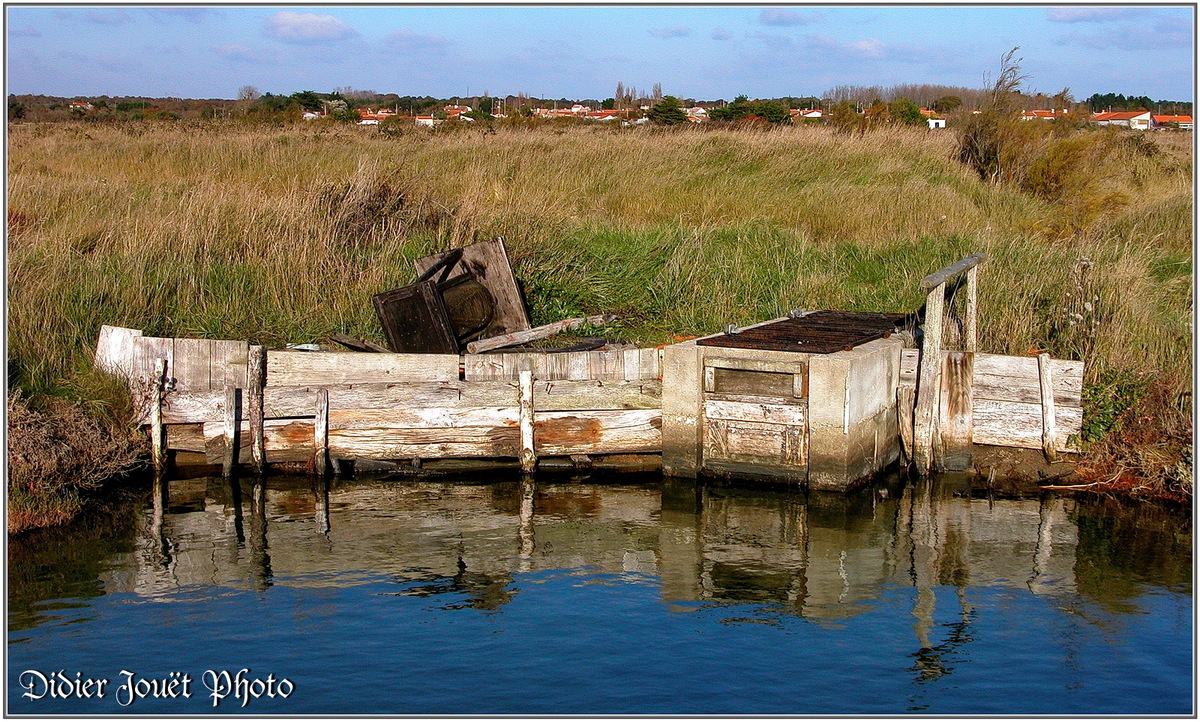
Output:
[[828, 100, 860, 135], [8, 97, 25, 121], [601, 97, 616, 110], [647, 95, 688, 125], [290, 90, 323, 112], [751, 100, 789, 123], [889, 97, 926, 126], [931, 95, 962, 113]]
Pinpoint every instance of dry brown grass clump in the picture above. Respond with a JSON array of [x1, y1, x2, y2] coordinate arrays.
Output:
[[7, 391, 145, 534]]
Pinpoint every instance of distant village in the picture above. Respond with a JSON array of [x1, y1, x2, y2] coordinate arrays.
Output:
[[296, 102, 1191, 131]]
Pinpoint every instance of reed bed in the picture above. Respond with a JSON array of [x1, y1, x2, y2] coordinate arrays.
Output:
[[7, 120, 1193, 494]]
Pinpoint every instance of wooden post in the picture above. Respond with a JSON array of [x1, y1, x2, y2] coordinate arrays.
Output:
[[150, 358, 167, 473], [314, 388, 329, 476], [912, 285, 944, 474], [1037, 353, 1057, 462], [222, 384, 238, 478], [937, 351, 974, 471], [247, 345, 266, 474], [897, 385, 916, 465], [965, 265, 979, 353], [518, 370, 536, 473]]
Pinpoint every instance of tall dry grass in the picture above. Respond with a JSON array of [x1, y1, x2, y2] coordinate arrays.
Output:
[[7, 120, 1193, 489]]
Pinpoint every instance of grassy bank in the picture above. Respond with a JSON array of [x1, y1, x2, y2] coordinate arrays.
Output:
[[7, 120, 1193, 508]]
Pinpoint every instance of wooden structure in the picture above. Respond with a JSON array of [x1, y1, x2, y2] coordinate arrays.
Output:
[[93, 253, 1086, 490], [901, 254, 1084, 473], [96, 326, 662, 476]]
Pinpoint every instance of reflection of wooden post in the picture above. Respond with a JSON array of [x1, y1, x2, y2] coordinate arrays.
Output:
[[150, 358, 167, 472], [248, 477, 272, 591], [247, 345, 266, 474], [314, 388, 329, 477], [518, 370, 536, 473], [518, 477, 535, 569], [315, 474, 330, 535], [1037, 353, 1057, 462], [222, 385, 238, 478], [913, 287, 944, 473]]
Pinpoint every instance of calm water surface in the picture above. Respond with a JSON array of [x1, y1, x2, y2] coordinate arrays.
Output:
[[7, 472, 1193, 715]]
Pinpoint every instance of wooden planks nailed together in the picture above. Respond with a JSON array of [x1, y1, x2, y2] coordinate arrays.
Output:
[[96, 325, 664, 474]]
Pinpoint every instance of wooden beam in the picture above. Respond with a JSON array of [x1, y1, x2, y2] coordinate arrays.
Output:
[[518, 370, 536, 473], [329, 333, 390, 353], [912, 285, 944, 473], [247, 345, 266, 474], [150, 358, 166, 472], [1038, 353, 1058, 462], [965, 265, 979, 353], [222, 384, 238, 477], [315, 388, 330, 476], [919, 253, 987, 291], [937, 351, 974, 471], [466, 314, 616, 354]]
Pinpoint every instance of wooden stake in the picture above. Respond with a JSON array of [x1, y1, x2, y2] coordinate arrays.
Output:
[[1038, 353, 1058, 462], [912, 286, 944, 474], [248, 345, 266, 474], [965, 265, 979, 353], [222, 384, 238, 477], [315, 388, 330, 476], [937, 351, 974, 471], [518, 370, 536, 473], [150, 358, 167, 473]]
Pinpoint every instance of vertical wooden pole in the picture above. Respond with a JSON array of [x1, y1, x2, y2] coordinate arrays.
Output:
[[314, 388, 329, 477], [222, 384, 238, 478], [965, 265, 979, 353], [518, 370, 536, 473], [937, 351, 974, 472], [150, 358, 167, 473], [1037, 353, 1058, 462], [247, 345, 266, 475], [912, 285, 945, 474]]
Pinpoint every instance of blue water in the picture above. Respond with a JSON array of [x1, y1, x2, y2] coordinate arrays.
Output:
[[7, 474, 1193, 715]]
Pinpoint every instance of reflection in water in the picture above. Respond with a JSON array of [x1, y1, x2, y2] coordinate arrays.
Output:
[[7, 471, 1191, 713]]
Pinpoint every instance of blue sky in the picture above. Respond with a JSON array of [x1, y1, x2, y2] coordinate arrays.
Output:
[[5, 4, 1195, 101]]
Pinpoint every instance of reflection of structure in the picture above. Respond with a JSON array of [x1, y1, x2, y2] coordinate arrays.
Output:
[[104, 475, 1079, 659]]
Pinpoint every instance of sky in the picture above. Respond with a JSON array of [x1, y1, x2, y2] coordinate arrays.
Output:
[[5, 4, 1195, 102]]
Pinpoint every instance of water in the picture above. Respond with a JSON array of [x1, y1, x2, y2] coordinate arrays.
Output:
[[7, 472, 1193, 715]]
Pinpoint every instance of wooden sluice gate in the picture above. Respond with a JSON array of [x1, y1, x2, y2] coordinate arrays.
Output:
[[95, 251, 1085, 491]]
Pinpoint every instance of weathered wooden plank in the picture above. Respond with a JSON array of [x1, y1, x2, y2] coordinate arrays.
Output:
[[589, 349, 625, 380], [709, 367, 798, 399], [267, 350, 458, 386], [329, 407, 519, 429], [703, 391, 806, 408], [703, 417, 804, 467], [623, 348, 642, 381], [133, 336, 174, 395], [900, 348, 919, 389], [519, 370, 536, 472], [209, 340, 250, 390], [171, 338, 213, 392], [222, 385, 238, 476], [315, 388, 330, 476], [972, 399, 1082, 451], [462, 353, 505, 380], [919, 253, 987, 290], [897, 385, 915, 463], [247, 346, 266, 473], [533, 409, 662, 455], [328, 427, 520, 458], [912, 285, 944, 473], [94, 325, 143, 378], [965, 264, 979, 352], [937, 351, 973, 472], [151, 358, 167, 472], [466, 314, 614, 354], [703, 356, 808, 375], [160, 381, 522, 424], [704, 398, 807, 426], [903, 350, 1082, 405], [1038, 353, 1057, 462], [533, 379, 662, 411], [165, 423, 205, 453], [204, 419, 317, 464], [566, 351, 591, 380]]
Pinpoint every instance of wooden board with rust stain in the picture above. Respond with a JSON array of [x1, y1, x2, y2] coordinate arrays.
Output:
[[533, 409, 662, 455]]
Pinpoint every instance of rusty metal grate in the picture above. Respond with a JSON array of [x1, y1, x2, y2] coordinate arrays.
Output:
[[697, 310, 915, 354]]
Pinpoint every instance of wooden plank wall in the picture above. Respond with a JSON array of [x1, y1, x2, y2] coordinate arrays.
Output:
[[462, 347, 662, 381], [900, 349, 1084, 452]]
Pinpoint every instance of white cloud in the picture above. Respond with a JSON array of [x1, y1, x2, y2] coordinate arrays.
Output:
[[1046, 7, 1148, 23], [759, 8, 822, 26], [147, 8, 216, 24], [264, 11, 358, 44], [710, 26, 733, 41], [1059, 16, 1192, 50], [805, 34, 890, 60], [649, 25, 690, 38], [845, 38, 886, 59], [381, 29, 451, 53], [752, 31, 795, 50]]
